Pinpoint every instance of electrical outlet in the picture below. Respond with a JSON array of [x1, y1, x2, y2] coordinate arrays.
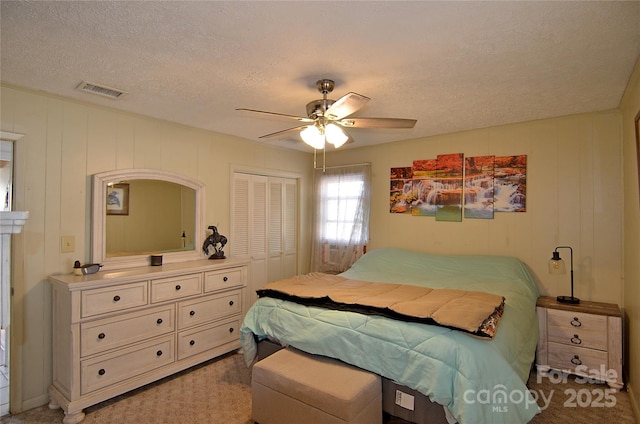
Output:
[[61, 235, 75, 253]]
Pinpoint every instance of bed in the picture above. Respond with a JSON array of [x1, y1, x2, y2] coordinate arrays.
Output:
[[240, 248, 541, 423]]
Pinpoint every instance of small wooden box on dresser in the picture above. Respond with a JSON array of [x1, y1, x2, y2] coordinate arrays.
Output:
[[48, 258, 249, 424], [536, 296, 623, 389]]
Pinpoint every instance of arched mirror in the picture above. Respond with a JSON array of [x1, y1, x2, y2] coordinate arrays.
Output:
[[92, 169, 205, 269]]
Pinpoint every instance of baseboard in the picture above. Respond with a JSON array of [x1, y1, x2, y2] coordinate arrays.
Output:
[[21, 393, 50, 413], [628, 383, 639, 423]]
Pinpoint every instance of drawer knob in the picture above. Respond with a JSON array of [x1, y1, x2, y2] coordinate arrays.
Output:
[[113, 295, 121, 302], [228, 327, 234, 333], [156, 318, 163, 324], [223, 276, 228, 282], [98, 369, 106, 376], [571, 355, 582, 366], [189, 310, 196, 316], [229, 300, 234, 306], [570, 317, 582, 327], [98, 333, 106, 340], [570, 334, 582, 345], [190, 340, 195, 346], [175, 285, 181, 291], [157, 350, 163, 357]]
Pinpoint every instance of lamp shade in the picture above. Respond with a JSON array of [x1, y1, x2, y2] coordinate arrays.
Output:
[[300, 125, 325, 149], [325, 123, 348, 148], [548, 251, 566, 275]]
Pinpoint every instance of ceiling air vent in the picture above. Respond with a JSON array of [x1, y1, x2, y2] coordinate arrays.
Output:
[[76, 81, 127, 99]]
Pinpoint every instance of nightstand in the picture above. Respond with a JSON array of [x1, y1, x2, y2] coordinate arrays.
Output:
[[536, 296, 623, 389]]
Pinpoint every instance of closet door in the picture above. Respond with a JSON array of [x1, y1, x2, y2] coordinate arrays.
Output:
[[267, 179, 283, 282], [231, 173, 267, 311], [267, 178, 298, 283], [282, 178, 297, 278]]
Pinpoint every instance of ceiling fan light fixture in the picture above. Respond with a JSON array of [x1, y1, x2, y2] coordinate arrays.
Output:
[[300, 125, 325, 149], [325, 123, 348, 148]]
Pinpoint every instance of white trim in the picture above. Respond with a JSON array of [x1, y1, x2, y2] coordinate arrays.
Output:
[[0, 211, 28, 235], [0, 132, 24, 142]]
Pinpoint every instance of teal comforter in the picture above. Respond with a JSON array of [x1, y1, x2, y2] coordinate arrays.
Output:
[[240, 248, 541, 423]]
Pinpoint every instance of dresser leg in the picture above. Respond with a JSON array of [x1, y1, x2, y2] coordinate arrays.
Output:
[[48, 398, 60, 410], [62, 410, 86, 424], [536, 365, 551, 376], [607, 381, 623, 390]]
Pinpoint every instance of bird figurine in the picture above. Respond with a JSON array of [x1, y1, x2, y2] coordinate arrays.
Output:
[[202, 225, 227, 259]]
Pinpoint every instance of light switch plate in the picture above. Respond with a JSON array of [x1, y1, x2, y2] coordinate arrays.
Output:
[[61, 235, 75, 253]]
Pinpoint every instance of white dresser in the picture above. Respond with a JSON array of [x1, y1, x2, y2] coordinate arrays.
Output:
[[48, 258, 248, 424], [535, 296, 623, 389]]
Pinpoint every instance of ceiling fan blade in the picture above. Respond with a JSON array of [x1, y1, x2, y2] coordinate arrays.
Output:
[[324, 92, 370, 120], [237, 108, 314, 123], [258, 125, 309, 139], [337, 117, 417, 129]]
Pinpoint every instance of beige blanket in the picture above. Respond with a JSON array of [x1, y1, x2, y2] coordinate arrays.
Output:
[[257, 272, 505, 338]]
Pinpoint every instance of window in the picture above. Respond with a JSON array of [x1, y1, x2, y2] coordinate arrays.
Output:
[[311, 164, 371, 273]]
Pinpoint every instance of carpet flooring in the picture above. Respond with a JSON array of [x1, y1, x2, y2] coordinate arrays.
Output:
[[1, 350, 636, 424]]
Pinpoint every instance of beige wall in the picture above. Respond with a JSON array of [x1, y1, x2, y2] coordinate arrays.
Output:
[[620, 56, 640, 419], [330, 111, 623, 305], [0, 84, 313, 411]]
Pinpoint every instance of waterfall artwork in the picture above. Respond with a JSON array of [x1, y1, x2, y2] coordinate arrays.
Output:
[[411, 159, 438, 216], [390, 153, 526, 219], [435, 153, 464, 222], [389, 167, 413, 213], [464, 156, 495, 219], [494, 155, 527, 212]]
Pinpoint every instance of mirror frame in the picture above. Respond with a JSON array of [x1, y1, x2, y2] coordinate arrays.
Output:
[[92, 168, 205, 269]]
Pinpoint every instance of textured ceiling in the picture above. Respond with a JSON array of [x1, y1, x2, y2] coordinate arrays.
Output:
[[1, 1, 639, 151]]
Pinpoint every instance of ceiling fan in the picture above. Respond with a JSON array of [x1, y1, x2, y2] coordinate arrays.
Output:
[[237, 79, 417, 150]]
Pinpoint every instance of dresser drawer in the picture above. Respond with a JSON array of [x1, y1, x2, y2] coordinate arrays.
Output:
[[80, 335, 174, 394], [151, 274, 202, 303], [177, 291, 242, 330], [546, 309, 607, 333], [81, 282, 148, 318], [547, 309, 607, 351], [80, 305, 175, 357], [547, 322, 606, 351], [177, 318, 241, 360], [547, 342, 608, 375], [204, 267, 244, 292]]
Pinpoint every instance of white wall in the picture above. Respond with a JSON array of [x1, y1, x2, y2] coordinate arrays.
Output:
[[329, 110, 623, 305], [0, 84, 314, 411]]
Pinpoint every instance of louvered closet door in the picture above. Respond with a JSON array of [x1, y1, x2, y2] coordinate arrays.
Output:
[[268, 178, 297, 283], [231, 173, 267, 311], [282, 179, 297, 278], [267, 180, 283, 282]]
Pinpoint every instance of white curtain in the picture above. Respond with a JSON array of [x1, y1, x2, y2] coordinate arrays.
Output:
[[310, 164, 371, 273]]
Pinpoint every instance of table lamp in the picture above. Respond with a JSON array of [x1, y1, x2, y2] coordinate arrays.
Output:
[[548, 246, 580, 304]]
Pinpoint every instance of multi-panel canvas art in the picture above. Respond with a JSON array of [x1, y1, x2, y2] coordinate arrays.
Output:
[[435, 153, 464, 222], [390, 153, 527, 219], [464, 155, 495, 219], [390, 167, 413, 214]]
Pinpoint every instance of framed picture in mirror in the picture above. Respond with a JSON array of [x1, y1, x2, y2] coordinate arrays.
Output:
[[106, 183, 129, 216]]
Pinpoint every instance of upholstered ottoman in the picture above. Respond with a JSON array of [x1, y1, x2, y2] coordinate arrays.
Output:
[[251, 348, 382, 424]]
